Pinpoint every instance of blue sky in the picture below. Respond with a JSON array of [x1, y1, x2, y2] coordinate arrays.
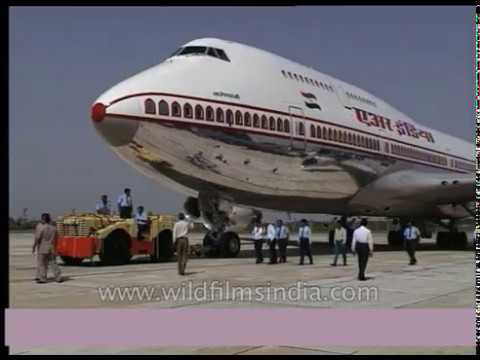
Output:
[[9, 6, 473, 218]]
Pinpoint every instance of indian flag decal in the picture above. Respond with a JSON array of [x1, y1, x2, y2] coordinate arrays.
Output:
[[300, 91, 322, 110]]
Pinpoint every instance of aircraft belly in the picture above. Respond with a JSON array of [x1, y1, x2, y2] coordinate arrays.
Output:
[[111, 122, 397, 213]]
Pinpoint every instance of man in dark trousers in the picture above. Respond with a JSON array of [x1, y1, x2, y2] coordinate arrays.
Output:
[[298, 219, 313, 265], [351, 218, 374, 281], [403, 220, 420, 265], [117, 188, 133, 218], [276, 219, 290, 263]]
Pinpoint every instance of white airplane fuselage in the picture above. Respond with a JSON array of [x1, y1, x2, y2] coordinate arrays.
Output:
[[91, 38, 474, 219]]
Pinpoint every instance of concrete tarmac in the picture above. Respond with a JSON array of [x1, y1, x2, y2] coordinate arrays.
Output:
[[8, 231, 475, 355]]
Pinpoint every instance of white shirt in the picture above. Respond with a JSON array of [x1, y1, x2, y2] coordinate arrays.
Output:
[[252, 226, 264, 241], [404, 226, 420, 241], [267, 224, 276, 241], [298, 225, 311, 239], [276, 225, 289, 239], [117, 194, 132, 207], [351, 225, 374, 252], [173, 220, 193, 240], [135, 211, 148, 225], [95, 201, 111, 215], [334, 227, 347, 243]]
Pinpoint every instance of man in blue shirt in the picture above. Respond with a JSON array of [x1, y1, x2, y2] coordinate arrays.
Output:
[[403, 221, 420, 265]]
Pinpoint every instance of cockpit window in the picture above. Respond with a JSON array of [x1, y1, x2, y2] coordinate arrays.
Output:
[[179, 46, 208, 55], [215, 49, 230, 62], [169, 46, 230, 62]]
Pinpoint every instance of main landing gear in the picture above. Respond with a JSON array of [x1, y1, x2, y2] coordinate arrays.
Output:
[[186, 192, 245, 258]]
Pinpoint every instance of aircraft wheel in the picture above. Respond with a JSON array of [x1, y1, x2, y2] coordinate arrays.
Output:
[[100, 230, 131, 265], [151, 229, 173, 262], [220, 231, 241, 258]]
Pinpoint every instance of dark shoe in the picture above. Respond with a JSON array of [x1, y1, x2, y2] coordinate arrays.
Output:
[[268, 261, 277, 265], [36, 280, 47, 284], [298, 263, 304, 265], [343, 263, 347, 266], [330, 263, 337, 267], [309, 262, 313, 265], [56, 278, 64, 283]]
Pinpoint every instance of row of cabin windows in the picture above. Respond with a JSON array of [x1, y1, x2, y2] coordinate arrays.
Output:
[[145, 98, 291, 133], [281, 70, 334, 92], [453, 160, 474, 172], [391, 143, 447, 166], [310, 124, 380, 151], [346, 92, 377, 107]]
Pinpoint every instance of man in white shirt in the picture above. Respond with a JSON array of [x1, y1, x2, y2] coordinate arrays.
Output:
[[351, 218, 374, 281], [298, 219, 313, 265], [331, 220, 347, 266], [403, 221, 420, 265], [276, 219, 290, 263], [173, 212, 194, 275], [135, 206, 149, 240], [267, 222, 278, 264], [117, 188, 133, 219], [251, 221, 265, 264], [95, 195, 111, 215]]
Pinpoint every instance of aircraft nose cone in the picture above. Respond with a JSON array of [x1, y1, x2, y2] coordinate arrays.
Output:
[[91, 102, 106, 123], [91, 101, 139, 147]]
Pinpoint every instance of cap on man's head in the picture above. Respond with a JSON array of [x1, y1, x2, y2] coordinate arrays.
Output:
[[361, 218, 368, 226], [124, 188, 131, 193], [178, 212, 185, 220]]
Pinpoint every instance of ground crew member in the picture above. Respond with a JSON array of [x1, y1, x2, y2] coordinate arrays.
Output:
[[173, 212, 193, 275], [95, 194, 111, 215], [403, 221, 420, 265], [267, 222, 277, 264], [351, 218, 374, 281], [331, 220, 347, 266], [135, 206, 149, 240], [251, 221, 265, 264], [117, 188, 133, 218], [32, 213, 62, 283], [276, 219, 290, 263], [298, 219, 313, 265]]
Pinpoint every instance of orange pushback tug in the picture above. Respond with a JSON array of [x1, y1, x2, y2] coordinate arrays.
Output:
[[55, 213, 175, 265]]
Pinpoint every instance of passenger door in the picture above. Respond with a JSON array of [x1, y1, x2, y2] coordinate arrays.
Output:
[[288, 105, 307, 153]]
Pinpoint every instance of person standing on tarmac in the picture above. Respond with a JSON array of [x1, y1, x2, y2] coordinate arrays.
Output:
[[251, 221, 265, 263], [173, 213, 194, 276], [32, 213, 63, 284], [267, 222, 277, 264], [403, 220, 420, 265], [117, 188, 133, 219], [298, 219, 313, 265], [276, 219, 290, 263], [351, 218, 374, 281], [331, 220, 347, 266]]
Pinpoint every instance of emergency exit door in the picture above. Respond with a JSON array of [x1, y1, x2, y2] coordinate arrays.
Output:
[[288, 105, 307, 152]]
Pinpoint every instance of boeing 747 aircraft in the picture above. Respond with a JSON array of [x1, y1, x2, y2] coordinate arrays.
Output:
[[91, 38, 474, 257]]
